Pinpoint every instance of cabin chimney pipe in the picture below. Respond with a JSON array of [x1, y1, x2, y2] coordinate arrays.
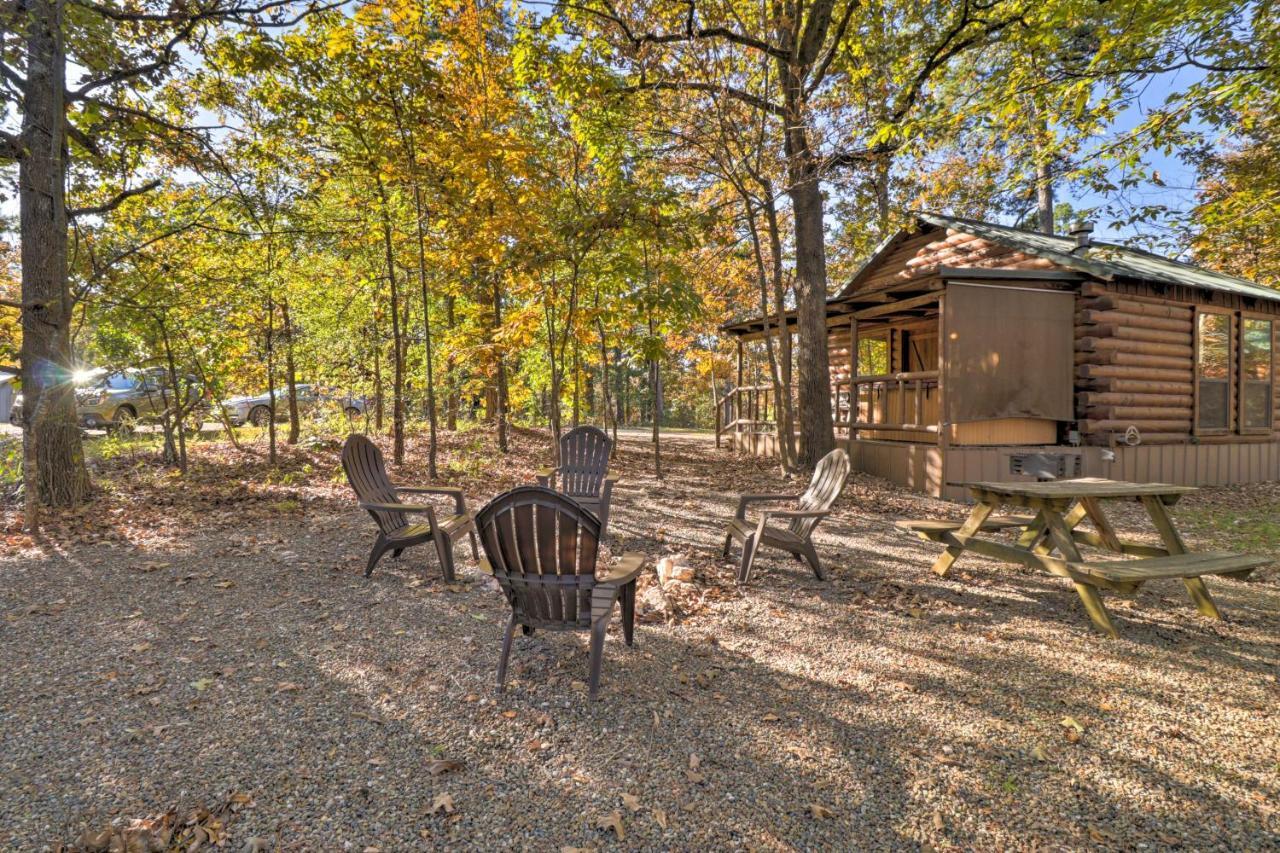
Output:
[[1069, 220, 1094, 252]]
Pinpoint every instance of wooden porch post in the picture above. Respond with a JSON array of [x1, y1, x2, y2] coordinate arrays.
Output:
[[735, 338, 744, 447], [937, 292, 949, 450], [848, 316, 858, 447]]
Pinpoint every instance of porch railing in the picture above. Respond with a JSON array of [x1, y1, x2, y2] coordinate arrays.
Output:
[[833, 370, 940, 435], [717, 369, 941, 447], [716, 384, 778, 446]]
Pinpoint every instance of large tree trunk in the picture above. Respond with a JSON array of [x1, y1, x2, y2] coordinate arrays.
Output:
[[788, 174, 835, 467], [19, 0, 89, 516]]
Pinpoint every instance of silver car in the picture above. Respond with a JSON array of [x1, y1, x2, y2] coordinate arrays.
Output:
[[220, 384, 366, 427], [11, 368, 206, 432]]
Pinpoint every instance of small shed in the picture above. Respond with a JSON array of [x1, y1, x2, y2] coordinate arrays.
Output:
[[720, 213, 1280, 499]]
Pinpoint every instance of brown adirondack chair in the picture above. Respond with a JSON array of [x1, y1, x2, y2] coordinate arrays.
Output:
[[341, 434, 478, 580], [537, 425, 617, 536], [723, 448, 850, 585], [476, 485, 643, 699]]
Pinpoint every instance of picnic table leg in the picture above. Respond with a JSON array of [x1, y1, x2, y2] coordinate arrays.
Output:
[[1044, 509, 1120, 638], [1034, 501, 1088, 556], [1140, 495, 1223, 620], [931, 500, 995, 577], [1016, 511, 1048, 550], [1080, 497, 1124, 552]]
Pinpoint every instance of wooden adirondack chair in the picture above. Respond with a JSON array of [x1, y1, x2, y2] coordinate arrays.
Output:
[[476, 485, 644, 699], [723, 448, 850, 585], [341, 434, 478, 580], [537, 425, 617, 537]]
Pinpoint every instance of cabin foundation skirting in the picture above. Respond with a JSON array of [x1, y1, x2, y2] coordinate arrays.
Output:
[[730, 433, 1280, 501]]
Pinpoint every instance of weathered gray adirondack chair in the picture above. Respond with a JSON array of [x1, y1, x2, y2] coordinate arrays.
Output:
[[476, 485, 643, 699], [537, 425, 617, 537], [723, 448, 850, 585], [341, 434, 478, 580]]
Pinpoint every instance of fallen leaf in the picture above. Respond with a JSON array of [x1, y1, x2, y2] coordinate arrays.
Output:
[[136, 561, 170, 573], [1031, 744, 1052, 762], [808, 803, 835, 819], [214, 580, 235, 589], [191, 677, 214, 693], [130, 641, 153, 653], [428, 759, 463, 776], [1060, 716, 1085, 733], [501, 710, 518, 719], [275, 681, 302, 693], [933, 810, 945, 831], [688, 753, 700, 771], [761, 713, 781, 722], [596, 811, 624, 840], [653, 809, 668, 829], [621, 793, 641, 812], [429, 793, 454, 815]]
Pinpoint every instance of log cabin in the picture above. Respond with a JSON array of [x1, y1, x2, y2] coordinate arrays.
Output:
[[720, 212, 1280, 500]]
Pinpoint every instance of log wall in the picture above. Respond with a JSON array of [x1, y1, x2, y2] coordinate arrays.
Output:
[[1074, 281, 1280, 445]]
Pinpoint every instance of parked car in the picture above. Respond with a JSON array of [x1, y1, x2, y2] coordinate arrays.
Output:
[[9, 367, 208, 433], [220, 383, 366, 427]]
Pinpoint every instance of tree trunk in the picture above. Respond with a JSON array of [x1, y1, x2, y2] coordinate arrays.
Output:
[[158, 318, 187, 473], [265, 296, 278, 466], [491, 276, 508, 453], [374, 176, 405, 465], [742, 191, 797, 473], [282, 299, 300, 445], [371, 315, 383, 431], [411, 184, 438, 478], [788, 173, 835, 467], [445, 295, 457, 431], [19, 0, 89, 516]]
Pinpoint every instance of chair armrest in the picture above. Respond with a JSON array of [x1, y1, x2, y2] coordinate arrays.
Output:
[[596, 551, 645, 586], [397, 485, 466, 514], [761, 509, 830, 521], [735, 493, 800, 520], [358, 500, 438, 517]]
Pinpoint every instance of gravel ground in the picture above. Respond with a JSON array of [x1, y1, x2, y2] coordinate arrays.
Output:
[[1, 429, 1278, 850]]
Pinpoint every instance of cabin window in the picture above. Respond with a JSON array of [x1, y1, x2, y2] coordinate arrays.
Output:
[[858, 337, 889, 376], [1240, 317, 1274, 431], [1196, 312, 1231, 432]]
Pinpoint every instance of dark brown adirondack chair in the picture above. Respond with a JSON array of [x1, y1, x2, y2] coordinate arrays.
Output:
[[476, 485, 643, 699], [723, 448, 851, 585], [341, 434, 478, 580], [537, 425, 616, 537]]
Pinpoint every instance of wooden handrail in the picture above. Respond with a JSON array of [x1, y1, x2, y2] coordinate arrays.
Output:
[[846, 370, 939, 385]]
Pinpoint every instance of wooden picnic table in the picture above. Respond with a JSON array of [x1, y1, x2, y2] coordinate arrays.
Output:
[[897, 478, 1269, 637]]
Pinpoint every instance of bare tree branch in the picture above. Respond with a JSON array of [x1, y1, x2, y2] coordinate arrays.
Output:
[[620, 78, 785, 117], [67, 180, 163, 219]]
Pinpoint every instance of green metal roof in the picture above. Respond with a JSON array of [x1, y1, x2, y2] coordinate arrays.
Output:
[[914, 212, 1280, 303]]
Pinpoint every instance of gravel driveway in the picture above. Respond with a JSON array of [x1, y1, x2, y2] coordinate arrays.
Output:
[[1, 430, 1277, 850]]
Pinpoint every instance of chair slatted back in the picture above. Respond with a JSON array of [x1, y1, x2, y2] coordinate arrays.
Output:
[[790, 449, 850, 539], [476, 486, 602, 629], [342, 434, 405, 534], [558, 425, 611, 498]]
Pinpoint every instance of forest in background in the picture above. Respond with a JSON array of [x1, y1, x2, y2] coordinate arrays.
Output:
[[0, 0, 1276, 513]]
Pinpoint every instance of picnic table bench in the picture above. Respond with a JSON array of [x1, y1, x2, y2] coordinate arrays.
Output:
[[896, 478, 1269, 637]]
